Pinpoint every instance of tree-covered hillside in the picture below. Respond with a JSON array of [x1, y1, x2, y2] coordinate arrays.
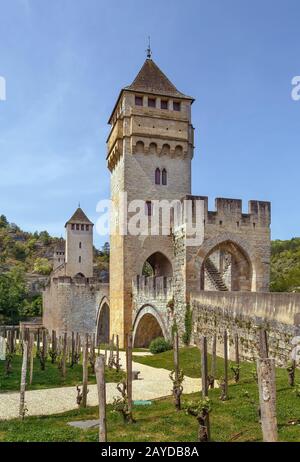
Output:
[[270, 238, 300, 292], [0, 214, 109, 324]]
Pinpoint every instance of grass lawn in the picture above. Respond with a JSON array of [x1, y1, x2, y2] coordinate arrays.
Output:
[[0, 348, 300, 442], [0, 354, 125, 392]]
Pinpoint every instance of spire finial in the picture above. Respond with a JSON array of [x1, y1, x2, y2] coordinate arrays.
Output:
[[78, 202, 80, 208], [146, 36, 152, 59]]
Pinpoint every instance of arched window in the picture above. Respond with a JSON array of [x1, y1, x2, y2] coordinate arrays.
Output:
[[162, 168, 167, 185], [155, 168, 161, 185]]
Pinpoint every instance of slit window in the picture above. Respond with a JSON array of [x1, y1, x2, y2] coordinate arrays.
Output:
[[155, 168, 161, 185], [79, 256, 81, 263], [145, 201, 152, 216], [162, 168, 167, 185], [79, 242, 82, 249]]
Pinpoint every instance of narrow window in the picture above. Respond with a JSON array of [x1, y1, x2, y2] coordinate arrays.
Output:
[[253, 222, 256, 229], [79, 256, 81, 263], [219, 220, 223, 226], [173, 101, 181, 111], [148, 98, 156, 108], [237, 221, 240, 228], [79, 242, 82, 249], [81, 224, 84, 230], [161, 100, 168, 110], [162, 168, 167, 185], [145, 201, 152, 216], [76, 224, 79, 230], [135, 96, 143, 106], [155, 168, 161, 185], [86, 225, 89, 231], [71, 224, 75, 230]]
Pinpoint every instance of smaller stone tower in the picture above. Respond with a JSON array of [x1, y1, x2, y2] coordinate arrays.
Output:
[[65, 207, 94, 278], [53, 238, 65, 271]]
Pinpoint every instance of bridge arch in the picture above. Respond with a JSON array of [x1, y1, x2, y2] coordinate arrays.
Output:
[[196, 233, 256, 291], [96, 297, 110, 345], [133, 305, 168, 348]]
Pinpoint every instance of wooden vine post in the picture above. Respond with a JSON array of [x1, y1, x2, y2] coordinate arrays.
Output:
[[201, 336, 208, 397], [200, 335, 210, 440], [257, 358, 278, 442], [19, 340, 28, 419], [220, 329, 228, 401], [210, 333, 217, 388], [29, 332, 35, 385], [258, 328, 269, 359], [81, 333, 89, 408], [95, 355, 107, 442], [172, 330, 183, 411], [126, 333, 133, 422], [62, 332, 67, 378]]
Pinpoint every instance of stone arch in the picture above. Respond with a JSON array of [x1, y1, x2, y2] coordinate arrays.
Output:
[[175, 145, 183, 156], [149, 142, 157, 154], [74, 272, 85, 278], [133, 305, 168, 347], [96, 297, 110, 345], [141, 251, 173, 277], [195, 233, 256, 291], [161, 143, 170, 156], [135, 140, 144, 154]]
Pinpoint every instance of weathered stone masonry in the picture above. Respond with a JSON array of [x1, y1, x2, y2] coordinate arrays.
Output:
[[191, 292, 300, 366]]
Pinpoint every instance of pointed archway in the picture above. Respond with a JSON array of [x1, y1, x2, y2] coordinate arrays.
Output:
[[96, 301, 110, 345], [133, 305, 168, 348]]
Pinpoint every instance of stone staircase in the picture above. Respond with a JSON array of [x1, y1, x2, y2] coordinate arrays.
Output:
[[205, 257, 229, 291]]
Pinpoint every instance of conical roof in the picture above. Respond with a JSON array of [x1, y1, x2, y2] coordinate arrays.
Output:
[[125, 58, 192, 99], [65, 207, 93, 227]]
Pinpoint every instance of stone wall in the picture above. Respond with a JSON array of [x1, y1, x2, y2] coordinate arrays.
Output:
[[191, 291, 300, 366], [43, 276, 99, 336]]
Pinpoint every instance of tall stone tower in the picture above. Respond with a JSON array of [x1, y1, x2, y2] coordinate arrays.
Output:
[[107, 56, 195, 346], [65, 207, 94, 278]]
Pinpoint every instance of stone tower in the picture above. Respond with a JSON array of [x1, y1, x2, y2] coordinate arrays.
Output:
[[65, 207, 94, 278], [107, 57, 195, 346]]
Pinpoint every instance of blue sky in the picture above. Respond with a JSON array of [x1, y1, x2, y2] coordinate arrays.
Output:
[[0, 0, 299, 248]]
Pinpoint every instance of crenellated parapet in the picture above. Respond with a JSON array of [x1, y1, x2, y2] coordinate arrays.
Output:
[[132, 275, 174, 298], [181, 195, 271, 229]]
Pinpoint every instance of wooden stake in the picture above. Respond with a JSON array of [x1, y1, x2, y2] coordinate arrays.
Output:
[[201, 336, 208, 397], [126, 333, 133, 420], [257, 358, 278, 442], [95, 355, 107, 442], [258, 328, 269, 358], [71, 331, 75, 367], [173, 330, 182, 411], [234, 333, 240, 365], [210, 333, 217, 389], [62, 332, 67, 378], [223, 330, 228, 400], [19, 340, 28, 419], [29, 332, 34, 385], [81, 333, 89, 408]]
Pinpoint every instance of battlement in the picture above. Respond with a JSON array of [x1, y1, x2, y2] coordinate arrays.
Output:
[[182, 195, 271, 228], [132, 275, 173, 298], [52, 276, 98, 286]]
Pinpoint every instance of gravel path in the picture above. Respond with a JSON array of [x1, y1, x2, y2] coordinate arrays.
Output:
[[0, 352, 201, 420]]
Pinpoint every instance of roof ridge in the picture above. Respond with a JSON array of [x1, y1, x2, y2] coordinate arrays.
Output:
[[65, 207, 93, 226]]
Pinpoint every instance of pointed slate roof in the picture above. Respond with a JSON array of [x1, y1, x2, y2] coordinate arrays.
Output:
[[125, 58, 192, 99], [65, 207, 93, 227]]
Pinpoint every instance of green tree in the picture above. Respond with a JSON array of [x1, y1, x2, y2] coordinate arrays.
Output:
[[33, 257, 52, 275]]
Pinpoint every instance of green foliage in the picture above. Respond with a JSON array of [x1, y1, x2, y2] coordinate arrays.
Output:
[[149, 337, 172, 354], [182, 303, 192, 346], [33, 257, 52, 275], [0, 214, 8, 228], [270, 238, 300, 292], [0, 267, 27, 324]]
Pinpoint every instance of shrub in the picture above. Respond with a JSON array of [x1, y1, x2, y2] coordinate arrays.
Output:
[[149, 337, 172, 354]]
